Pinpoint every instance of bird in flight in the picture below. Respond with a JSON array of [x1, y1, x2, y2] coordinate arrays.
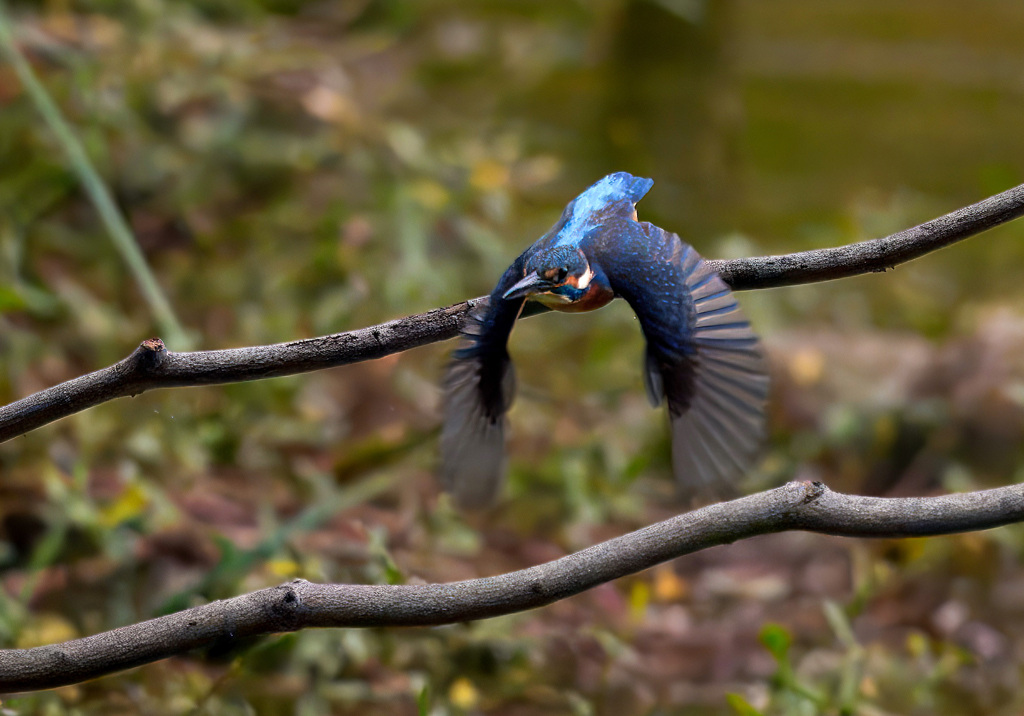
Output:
[[441, 172, 768, 508]]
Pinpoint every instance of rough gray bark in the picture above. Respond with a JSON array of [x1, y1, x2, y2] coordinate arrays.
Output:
[[2, 183, 1024, 692], [2, 181, 1023, 443], [706, 180, 1024, 288], [2, 481, 1023, 693]]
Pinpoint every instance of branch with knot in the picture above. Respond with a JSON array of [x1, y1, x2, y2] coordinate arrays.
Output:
[[2, 183, 1024, 692]]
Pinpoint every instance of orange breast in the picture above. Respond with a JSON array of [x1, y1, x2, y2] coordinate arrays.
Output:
[[549, 282, 615, 313]]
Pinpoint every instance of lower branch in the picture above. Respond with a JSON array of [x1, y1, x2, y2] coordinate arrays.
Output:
[[3, 481, 1022, 693]]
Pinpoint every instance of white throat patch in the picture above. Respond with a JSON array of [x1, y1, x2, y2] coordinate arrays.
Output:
[[576, 266, 594, 290]]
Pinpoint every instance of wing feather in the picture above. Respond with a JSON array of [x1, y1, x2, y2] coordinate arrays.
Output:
[[440, 258, 527, 508], [592, 220, 768, 499]]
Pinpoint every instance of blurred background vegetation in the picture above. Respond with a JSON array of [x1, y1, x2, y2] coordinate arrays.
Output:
[[2, 1, 1024, 713]]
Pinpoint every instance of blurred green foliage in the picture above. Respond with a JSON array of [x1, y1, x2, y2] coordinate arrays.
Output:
[[2, 0, 1024, 714]]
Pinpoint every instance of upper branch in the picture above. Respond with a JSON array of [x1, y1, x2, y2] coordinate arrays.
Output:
[[708, 181, 1024, 289], [0, 303, 473, 443], [2, 480, 1023, 692], [2, 182, 1023, 443]]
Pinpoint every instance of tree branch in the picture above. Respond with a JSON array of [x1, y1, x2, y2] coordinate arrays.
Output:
[[706, 181, 1024, 288], [0, 300, 472, 443], [2, 182, 1022, 443], [2, 480, 1022, 692]]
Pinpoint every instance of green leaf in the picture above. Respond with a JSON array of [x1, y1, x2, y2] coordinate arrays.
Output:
[[759, 622, 792, 663], [823, 599, 857, 648], [0, 285, 26, 312], [726, 692, 765, 716], [417, 683, 431, 716]]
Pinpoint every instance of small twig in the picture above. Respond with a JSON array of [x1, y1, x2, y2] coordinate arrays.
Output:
[[2, 182, 1023, 444], [2, 481, 1022, 692]]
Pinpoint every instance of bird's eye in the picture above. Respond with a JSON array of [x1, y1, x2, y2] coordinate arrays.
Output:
[[556, 266, 568, 282]]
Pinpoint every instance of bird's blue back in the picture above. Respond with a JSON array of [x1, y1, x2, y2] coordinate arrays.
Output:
[[544, 172, 655, 249]]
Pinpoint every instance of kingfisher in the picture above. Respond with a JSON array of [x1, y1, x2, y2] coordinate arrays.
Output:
[[441, 172, 768, 508]]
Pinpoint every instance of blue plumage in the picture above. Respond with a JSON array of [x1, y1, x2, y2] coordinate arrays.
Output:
[[551, 172, 654, 247], [441, 173, 768, 507]]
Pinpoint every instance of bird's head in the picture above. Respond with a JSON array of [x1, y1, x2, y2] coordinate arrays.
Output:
[[501, 172, 653, 308], [502, 247, 594, 303]]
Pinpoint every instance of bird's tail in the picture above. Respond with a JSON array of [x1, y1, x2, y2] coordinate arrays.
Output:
[[605, 172, 655, 205]]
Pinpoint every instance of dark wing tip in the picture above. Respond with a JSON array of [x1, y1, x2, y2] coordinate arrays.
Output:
[[598, 224, 769, 502], [439, 338, 516, 509], [439, 264, 527, 509], [670, 254, 769, 500]]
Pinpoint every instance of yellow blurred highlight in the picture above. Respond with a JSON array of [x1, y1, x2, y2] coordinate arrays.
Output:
[[628, 579, 651, 619], [789, 347, 824, 386], [470, 159, 509, 191], [860, 675, 879, 698], [652, 566, 688, 602], [906, 630, 929, 658], [449, 677, 480, 710], [267, 559, 302, 578], [410, 179, 450, 210], [16, 613, 79, 649], [873, 414, 897, 446], [99, 482, 149, 528], [892, 537, 928, 564], [872, 560, 894, 585]]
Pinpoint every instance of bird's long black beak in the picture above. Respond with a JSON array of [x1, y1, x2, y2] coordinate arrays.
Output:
[[502, 272, 550, 300]]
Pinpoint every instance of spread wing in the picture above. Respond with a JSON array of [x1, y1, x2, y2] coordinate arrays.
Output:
[[440, 256, 527, 508], [591, 220, 768, 499]]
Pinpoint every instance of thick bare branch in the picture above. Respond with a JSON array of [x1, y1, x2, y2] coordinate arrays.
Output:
[[2, 183, 1022, 443], [2, 481, 1023, 692], [707, 181, 1024, 289], [0, 303, 473, 443]]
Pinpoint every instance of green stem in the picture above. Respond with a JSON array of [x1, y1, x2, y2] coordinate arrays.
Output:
[[0, 3, 190, 348]]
